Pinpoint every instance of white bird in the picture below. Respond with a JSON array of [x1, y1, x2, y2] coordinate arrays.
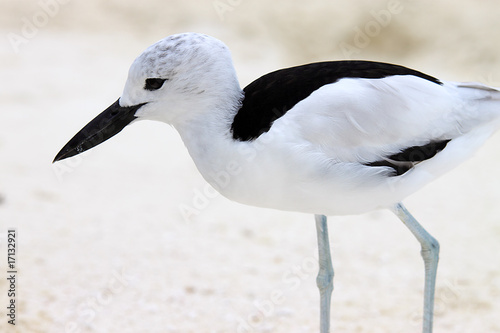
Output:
[[53, 32, 500, 333]]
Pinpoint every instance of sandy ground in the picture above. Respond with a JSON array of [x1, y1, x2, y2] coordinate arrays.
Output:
[[1, 0, 500, 332]]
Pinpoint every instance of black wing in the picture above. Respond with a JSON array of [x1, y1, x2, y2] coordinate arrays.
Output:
[[231, 60, 442, 141], [365, 140, 451, 176]]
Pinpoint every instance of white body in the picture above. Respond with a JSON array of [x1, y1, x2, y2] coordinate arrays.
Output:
[[120, 33, 500, 216], [178, 78, 500, 215]]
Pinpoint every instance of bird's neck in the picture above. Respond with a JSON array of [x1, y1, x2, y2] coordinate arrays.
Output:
[[173, 86, 246, 186]]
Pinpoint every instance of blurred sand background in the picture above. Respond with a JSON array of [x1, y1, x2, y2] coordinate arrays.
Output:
[[1, 0, 500, 332]]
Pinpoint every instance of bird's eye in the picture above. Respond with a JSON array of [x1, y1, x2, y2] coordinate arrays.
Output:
[[144, 78, 167, 91]]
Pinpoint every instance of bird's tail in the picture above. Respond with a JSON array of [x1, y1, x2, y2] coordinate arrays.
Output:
[[455, 82, 500, 126]]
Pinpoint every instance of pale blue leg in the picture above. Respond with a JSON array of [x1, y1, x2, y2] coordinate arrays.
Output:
[[315, 214, 334, 333], [391, 203, 440, 333]]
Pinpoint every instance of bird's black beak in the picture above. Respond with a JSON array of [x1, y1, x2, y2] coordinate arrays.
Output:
[[53, 98, 146, 163]]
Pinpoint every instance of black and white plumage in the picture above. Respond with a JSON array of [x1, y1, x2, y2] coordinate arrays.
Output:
[[53, 33, 500, 333]]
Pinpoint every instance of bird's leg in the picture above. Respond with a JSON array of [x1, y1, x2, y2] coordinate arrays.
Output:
[[315, 214, 334, 333], [391, 203, 440, 333]]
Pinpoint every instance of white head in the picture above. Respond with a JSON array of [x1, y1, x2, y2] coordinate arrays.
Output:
[[53, 33, 242, 162], [121, 33, 241, 125]]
